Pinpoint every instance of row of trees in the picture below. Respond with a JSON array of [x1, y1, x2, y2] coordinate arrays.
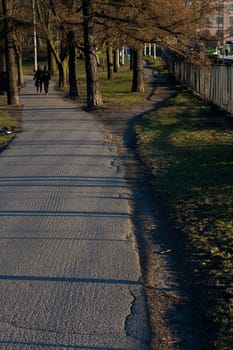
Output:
[[0, 0, 217, 108]]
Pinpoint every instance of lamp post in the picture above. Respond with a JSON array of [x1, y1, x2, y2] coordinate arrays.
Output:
[[222, 0, 224, 44], [32, 0, 38, 71]]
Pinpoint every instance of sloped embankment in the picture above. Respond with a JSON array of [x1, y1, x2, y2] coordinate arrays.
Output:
[[135, 84, 233, 349]]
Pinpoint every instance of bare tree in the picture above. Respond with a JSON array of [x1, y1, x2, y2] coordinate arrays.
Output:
[[131, 44, 144, 93], [0, 9, 6, 94], [106, 44, 114, 80], [9, 0, 217, 107], [13, 33, 24, 86], [82, 0, 102, 109], [2, 0, 20, 105], [67, 30, 79, 97]]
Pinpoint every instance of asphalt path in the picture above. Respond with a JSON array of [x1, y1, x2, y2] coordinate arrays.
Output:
[[0, 77, 149, 349]]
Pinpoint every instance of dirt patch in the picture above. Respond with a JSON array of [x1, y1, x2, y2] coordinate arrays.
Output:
[[92, 68, 207, 349]]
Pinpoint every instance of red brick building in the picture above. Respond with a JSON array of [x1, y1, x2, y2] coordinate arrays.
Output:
[[205, 0, 233, 43]]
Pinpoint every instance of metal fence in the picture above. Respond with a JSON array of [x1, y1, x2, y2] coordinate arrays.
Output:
[[162, 50, 233, 116]]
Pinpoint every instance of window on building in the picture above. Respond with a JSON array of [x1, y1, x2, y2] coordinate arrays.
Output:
[[229, 4, 233, 11], [216, 17, 223, 24], [216, 29, 223, 36], [218, 4, 224, 13], [230, 16, 233, 24]]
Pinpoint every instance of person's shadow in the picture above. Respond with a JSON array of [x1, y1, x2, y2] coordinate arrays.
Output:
[[147, 69, 159, 100]]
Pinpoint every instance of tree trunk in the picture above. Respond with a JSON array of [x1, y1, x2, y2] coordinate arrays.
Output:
[[106, 45, 114, 80], [113, 49, 119, 73], [47, 40, 58, 75], [130, 48, 133, 70], [2, 0, 20, 105], [50, 51, 58, 75], [82, 0, 102, 109], [36, 0, 68, 87], [14, 34, 24, 87], [45, 38, 68, 88], [58, 58, 68, 88], [47, 40, 52, 72], [0, 19, 6, 94], [131, 47, 144, 93], [68, 31, 79, 97]]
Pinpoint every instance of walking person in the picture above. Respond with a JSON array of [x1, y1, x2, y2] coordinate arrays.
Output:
[[33, 66, 43, 94], [42, 65, 51, 95]]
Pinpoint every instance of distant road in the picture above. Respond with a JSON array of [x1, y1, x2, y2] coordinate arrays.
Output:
[[0, 76, 149, 349]]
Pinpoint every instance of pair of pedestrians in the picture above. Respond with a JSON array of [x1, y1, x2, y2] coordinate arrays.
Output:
[[33, 65, 51, 95]]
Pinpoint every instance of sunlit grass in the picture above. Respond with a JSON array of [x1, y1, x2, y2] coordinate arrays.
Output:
[[74, 58, 147, 106], [100, 68, 144, 105]]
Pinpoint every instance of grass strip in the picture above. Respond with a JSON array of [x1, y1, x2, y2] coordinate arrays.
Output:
[[135, 62, 233, 349], [0, 95, 21, 151], [63, 58, 146, 106]]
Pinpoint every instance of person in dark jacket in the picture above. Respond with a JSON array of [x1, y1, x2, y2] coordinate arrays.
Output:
[[42, 65, 51, 95], [33, 66, 43, 94]]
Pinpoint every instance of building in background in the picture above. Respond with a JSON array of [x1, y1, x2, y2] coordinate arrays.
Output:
[[205, 0, 233, 43]]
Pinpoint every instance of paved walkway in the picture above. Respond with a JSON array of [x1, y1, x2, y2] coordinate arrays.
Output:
[[0, 77, 149, 349]]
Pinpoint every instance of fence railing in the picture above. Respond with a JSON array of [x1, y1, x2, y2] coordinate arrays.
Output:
[[162, 49, 233, 116]]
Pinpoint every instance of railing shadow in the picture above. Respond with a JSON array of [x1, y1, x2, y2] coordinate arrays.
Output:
[[0, 274, 141, 285], [0, 340, 127, 350]]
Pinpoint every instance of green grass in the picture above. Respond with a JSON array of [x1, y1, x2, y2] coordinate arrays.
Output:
[[99, 67, 144, 106], [73, 58, 146, 106], [135, 68, 233, 348], [0, 95, 20, 149]]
